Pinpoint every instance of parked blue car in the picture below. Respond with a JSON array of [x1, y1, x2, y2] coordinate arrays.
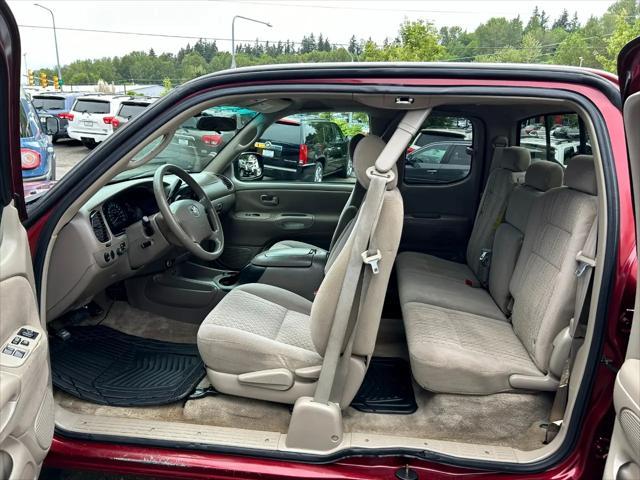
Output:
[[31, 92, 82, 142], [21, 89, 56, 182]]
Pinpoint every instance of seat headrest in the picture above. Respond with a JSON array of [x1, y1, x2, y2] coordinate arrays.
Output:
[[525, 161, 564, 192], [565, 155, 597, 195], [498, 146, 531, 172], [353, 135, 398, 189]]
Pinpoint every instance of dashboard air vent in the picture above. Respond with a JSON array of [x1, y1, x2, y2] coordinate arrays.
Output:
[[90, 211, 109, 243], [217, 174, 234, 191]]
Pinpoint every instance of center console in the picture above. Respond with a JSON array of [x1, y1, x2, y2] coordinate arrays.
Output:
[[237, 247, 328, 300], [126, 246, 327, 322]]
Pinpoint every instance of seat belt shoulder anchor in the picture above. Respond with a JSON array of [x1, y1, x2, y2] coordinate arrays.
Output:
[[575, 250, 596, 277], [361, 249, 382, 274]]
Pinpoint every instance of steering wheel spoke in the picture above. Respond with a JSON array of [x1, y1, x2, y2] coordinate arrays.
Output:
[[153, 164, 224, 261]]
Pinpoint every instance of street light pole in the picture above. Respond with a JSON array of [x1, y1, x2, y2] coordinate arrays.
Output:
[[231, 15, 272, 69], [34, 3, 62, 83]]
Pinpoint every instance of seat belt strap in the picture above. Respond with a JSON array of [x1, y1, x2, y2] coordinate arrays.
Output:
[[313, 172, 388, 405], [545, 218, 597, 443], [329, 210, 382, 404], [313, 108, 431, 406]]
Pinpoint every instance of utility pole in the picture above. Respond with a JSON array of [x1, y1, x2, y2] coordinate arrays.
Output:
[[23, 53, 28, 80], [231, 15, 272, 69], [34, 4, 62, 83]]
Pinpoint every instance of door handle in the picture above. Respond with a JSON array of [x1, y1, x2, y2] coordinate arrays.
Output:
[[260, 194, 279, 206], [426, 169, 438, 174]]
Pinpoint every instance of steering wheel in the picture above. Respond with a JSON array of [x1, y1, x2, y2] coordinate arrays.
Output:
[[153, 164, 224, 261]]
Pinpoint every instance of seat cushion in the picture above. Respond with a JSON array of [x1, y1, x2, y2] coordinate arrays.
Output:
[[197, 283, 322, 375], [396, 251, 506, 320], [397, 251, 477, 287], [402, 302, 543, 395], [269, 240, 325, 253]]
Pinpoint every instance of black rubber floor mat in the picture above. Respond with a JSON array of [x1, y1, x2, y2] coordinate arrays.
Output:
[[350, 357, 417, 414], [51, 325, 205, 406]]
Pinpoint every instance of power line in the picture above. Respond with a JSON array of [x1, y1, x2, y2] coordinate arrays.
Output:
[[17, 23, 351, 47], [212, 0, 486, 15]]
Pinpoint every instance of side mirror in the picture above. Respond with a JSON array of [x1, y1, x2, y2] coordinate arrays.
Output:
[[44, 116, 60, 136], [196, 115, 237, 132], [235, 152, 264, 181]]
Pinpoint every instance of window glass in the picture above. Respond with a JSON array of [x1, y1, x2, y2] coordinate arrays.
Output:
[[404, 115, 473, 184], [73, 99, 111, 114], [241, 112, 369, 184], [118, 103, 148, 119], [32, 96, 65, 111], [518, 113, 590, 168], [109, 105, 259, 183]]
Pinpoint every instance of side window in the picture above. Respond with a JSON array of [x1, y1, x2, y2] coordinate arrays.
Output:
[[245, 112, 369, 184], [404, 115, 474, 184], [518, 113, 590, 168]]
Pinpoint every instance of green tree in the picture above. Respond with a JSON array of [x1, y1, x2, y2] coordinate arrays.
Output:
[[553, 33, 590, 66], [181, 52, 207, 80], [597, 10, 640, 72]]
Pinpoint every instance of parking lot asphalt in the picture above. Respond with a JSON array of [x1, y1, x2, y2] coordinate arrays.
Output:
[[52, 140, 353, 184], [53, 139, 89, 179]]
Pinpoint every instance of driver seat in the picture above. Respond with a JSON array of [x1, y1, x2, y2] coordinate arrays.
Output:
[[197, 136, 402, 405]]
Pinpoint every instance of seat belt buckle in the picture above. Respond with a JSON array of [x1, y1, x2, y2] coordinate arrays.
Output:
[[575, 251, 596, 277], [479, 248, 492, 267], [361, 249, 382, 275]]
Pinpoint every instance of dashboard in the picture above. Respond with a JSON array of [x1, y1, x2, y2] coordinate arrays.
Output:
[[46, 173, 236, 321], [102, 187, 159, 236]]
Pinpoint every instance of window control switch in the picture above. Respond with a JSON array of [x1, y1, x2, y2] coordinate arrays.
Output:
[[13, 350, 25, 359], [11, 337, 21, 344]]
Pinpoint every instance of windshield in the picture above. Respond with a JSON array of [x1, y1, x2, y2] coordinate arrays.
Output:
[[110, 105, 259, 183], [73, 99, 110, 114], [32, 96, 65, 110]]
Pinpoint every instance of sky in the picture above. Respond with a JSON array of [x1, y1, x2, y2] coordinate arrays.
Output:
[[8, 0, 617, 72]]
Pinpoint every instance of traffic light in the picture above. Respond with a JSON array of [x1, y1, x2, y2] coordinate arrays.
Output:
[[27, 69, 34, 86], [53, 75, 59, 90], [39, 71, 47, 88]]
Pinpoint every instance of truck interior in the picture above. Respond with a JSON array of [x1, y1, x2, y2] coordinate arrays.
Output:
[[25, 90, 611, 466]]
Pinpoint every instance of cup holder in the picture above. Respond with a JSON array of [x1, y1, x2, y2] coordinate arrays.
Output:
[[217, 272, 239, 288]]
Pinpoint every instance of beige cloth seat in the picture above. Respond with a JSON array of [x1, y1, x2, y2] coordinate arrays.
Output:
[[268, 134, 367, 255], [396, 146, 531, 296], [397, 161, 564, 320], [198, 135, 403, 404], [402, 155, 597, 394]]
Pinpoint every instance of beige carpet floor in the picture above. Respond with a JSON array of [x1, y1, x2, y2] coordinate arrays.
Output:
[[55, 302, 551, 451]]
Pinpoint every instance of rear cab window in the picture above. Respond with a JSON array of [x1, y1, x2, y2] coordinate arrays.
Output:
[[118, 103, 148, 119], [73, 99, 111, 114], [404, 115, 474, 184], [517, 113, 591, 167], [32, 96, 65, 110]]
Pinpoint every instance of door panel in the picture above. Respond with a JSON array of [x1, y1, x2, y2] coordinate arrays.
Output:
[[609, 51, 640, 477], [0, 204, 53, 480], [221, 183, 352, 269], [399, 160, 482, 261]]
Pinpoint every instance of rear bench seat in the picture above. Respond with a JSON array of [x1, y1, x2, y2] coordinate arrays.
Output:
[[398, 155, 597, 395], [397, 161, 564, 320], [396, 146, 531, 297]]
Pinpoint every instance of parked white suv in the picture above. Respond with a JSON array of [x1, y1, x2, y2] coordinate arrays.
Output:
[[67, 95, 133, 149]]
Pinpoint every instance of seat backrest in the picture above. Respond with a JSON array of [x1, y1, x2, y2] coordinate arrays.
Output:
[[311, 136, 403, 358], [489, 161, 564, 314], [327, 134, 368, 252], [325, 135, 391, 271], [466, 146, 531, 277], [509, 155, 597, 372]]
